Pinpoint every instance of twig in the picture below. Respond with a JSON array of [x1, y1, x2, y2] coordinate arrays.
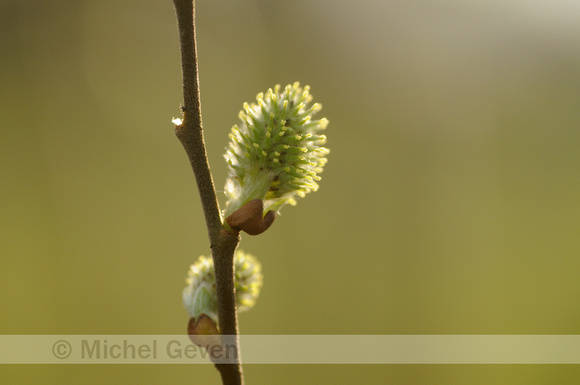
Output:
[[172, 0, 243, 383]]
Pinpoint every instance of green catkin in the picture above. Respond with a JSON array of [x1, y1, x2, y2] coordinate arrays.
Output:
[[224, 82, 329, 218], [183, 250, 263, 325]]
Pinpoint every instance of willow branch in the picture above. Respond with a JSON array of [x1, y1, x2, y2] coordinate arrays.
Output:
[[172, 0, 243, 384], [172, 0, 221, 237]]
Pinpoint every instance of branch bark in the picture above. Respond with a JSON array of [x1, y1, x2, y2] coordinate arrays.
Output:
[[172, 0, 243, 383]]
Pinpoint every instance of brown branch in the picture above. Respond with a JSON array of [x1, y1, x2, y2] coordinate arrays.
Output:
[[172, 0, 243, 383], [172, 0, 220, 237]]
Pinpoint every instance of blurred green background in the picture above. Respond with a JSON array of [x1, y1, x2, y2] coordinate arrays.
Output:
[[1, 0, 580, 383]]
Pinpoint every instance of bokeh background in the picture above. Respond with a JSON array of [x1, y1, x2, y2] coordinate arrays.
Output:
[[2, 0, 580, 383]]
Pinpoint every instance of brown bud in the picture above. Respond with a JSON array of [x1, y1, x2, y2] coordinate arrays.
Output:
[[226, 199, 276, 235], [187, 315, 224, 361]]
